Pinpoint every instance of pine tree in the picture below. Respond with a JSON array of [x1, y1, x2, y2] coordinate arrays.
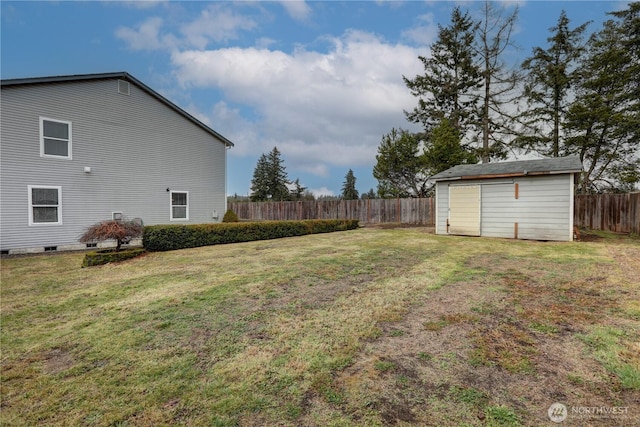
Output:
[[424, 118, 478, 175], [267, 147, 291, 201], [565, 5, 640, 193], [249, 154, 270, 202], [290, 178, 308, 200], [361, 189, 377, 199], [250, 147, 291, 201], [517, 10, 590, 157], [373, 128, 430, 198], [404, 6, 481, 136], [341, 169, 359, 200]]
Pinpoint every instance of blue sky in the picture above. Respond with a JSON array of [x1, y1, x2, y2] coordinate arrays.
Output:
[[1, 1, 623, 197]]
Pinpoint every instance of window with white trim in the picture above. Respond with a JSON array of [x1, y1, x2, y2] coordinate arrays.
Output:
[[40, 117, 72, 159], [28, 185, 62, 225], [170, 191, 189, 220]]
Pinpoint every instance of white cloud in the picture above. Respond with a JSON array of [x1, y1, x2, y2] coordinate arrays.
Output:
[[115, 17, 171, 51], [118, 1, 166, 10], [171, 30, 425, 176], [309, 186, 335, 197], [279, 0, 312, 21], [402, 12, 437, 46], [116, 4, 258, 52], [180, 4, 258, 48]]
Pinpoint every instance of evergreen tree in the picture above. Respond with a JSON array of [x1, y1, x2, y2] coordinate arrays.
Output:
[[517, 10, 590, 157], [565, 5, 640, 193], [341, 169, 359, 200], [361, 189, 377, 199], [250, 154, 270, 202], [609, 2, 640, 142], [424, 118, 478, 175], [373, 129, 430, 198], [404, 6, 482, 136], [250, 147, 291, 201], [267, 147, 291, 201], [290, 178, 308, 200]]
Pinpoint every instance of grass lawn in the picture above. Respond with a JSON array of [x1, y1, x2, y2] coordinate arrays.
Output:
[[1, 227, 639, 426]]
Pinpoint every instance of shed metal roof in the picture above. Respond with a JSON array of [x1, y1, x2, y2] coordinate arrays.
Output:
[[1, 72, 234, 147], [431, 156, 583, 182]]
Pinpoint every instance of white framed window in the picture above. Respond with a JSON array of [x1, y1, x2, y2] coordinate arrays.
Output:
[[40, 117, 72, 159], [28, 185, 62, 226], [170, 191, 189, 221]]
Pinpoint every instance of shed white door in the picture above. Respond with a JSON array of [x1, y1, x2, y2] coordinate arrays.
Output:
[[448, 185, 481, 236]]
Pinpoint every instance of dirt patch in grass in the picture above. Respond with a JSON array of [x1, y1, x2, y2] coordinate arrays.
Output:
[[330, 240, 640, 426], [2, 230, 638, 426], [42, 347, 76, 375]]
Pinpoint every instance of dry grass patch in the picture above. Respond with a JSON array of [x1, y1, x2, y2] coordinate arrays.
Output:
[[2, 228, 639, 426]]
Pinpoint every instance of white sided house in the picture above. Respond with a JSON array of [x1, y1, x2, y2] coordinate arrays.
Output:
[[1, 72, 234, 254], [432, 156, 583, 242]]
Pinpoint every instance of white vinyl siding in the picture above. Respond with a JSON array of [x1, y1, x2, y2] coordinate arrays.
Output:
[[1, 78, 228, 252], [28, 185, 62, 226], [170, 191, 189, 221], [40, 117, 72, 159]]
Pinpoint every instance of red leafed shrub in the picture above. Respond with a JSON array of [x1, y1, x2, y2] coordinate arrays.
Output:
[[80, 220, 143, 251]]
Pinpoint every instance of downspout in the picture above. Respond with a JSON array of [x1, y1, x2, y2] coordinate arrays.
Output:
[[225, 142, 230, 215]]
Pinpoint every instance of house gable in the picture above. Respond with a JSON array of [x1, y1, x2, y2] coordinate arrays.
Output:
[[1, 72, 233, 148]]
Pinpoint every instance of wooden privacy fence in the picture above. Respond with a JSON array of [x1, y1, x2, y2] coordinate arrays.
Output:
[[231, 193, 639, 233], [230, 198, 436, 226], [574, 192, 640, 234]]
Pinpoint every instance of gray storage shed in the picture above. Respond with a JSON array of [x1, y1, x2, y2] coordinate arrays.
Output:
[[431, 156, 583, 241]]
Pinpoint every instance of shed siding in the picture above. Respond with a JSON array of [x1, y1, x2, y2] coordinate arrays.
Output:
[[1, 79, 227, 251], [435, 174, 573, 241], [435, 182, 449, 235]]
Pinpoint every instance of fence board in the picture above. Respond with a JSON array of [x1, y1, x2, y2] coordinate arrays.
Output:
[[574, 193, 639, 234], [230, 198, 435, 225], [231, 193, 638, 233]]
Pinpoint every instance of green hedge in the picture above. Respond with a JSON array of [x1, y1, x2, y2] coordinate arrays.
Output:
[[82, 248, 146, 267], [143, 219, 359, 252]]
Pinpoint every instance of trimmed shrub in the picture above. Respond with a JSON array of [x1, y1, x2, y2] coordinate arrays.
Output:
[[222, 209, 239, 223], [82, 248, 146, 267], [143, 219, 359, 252]]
